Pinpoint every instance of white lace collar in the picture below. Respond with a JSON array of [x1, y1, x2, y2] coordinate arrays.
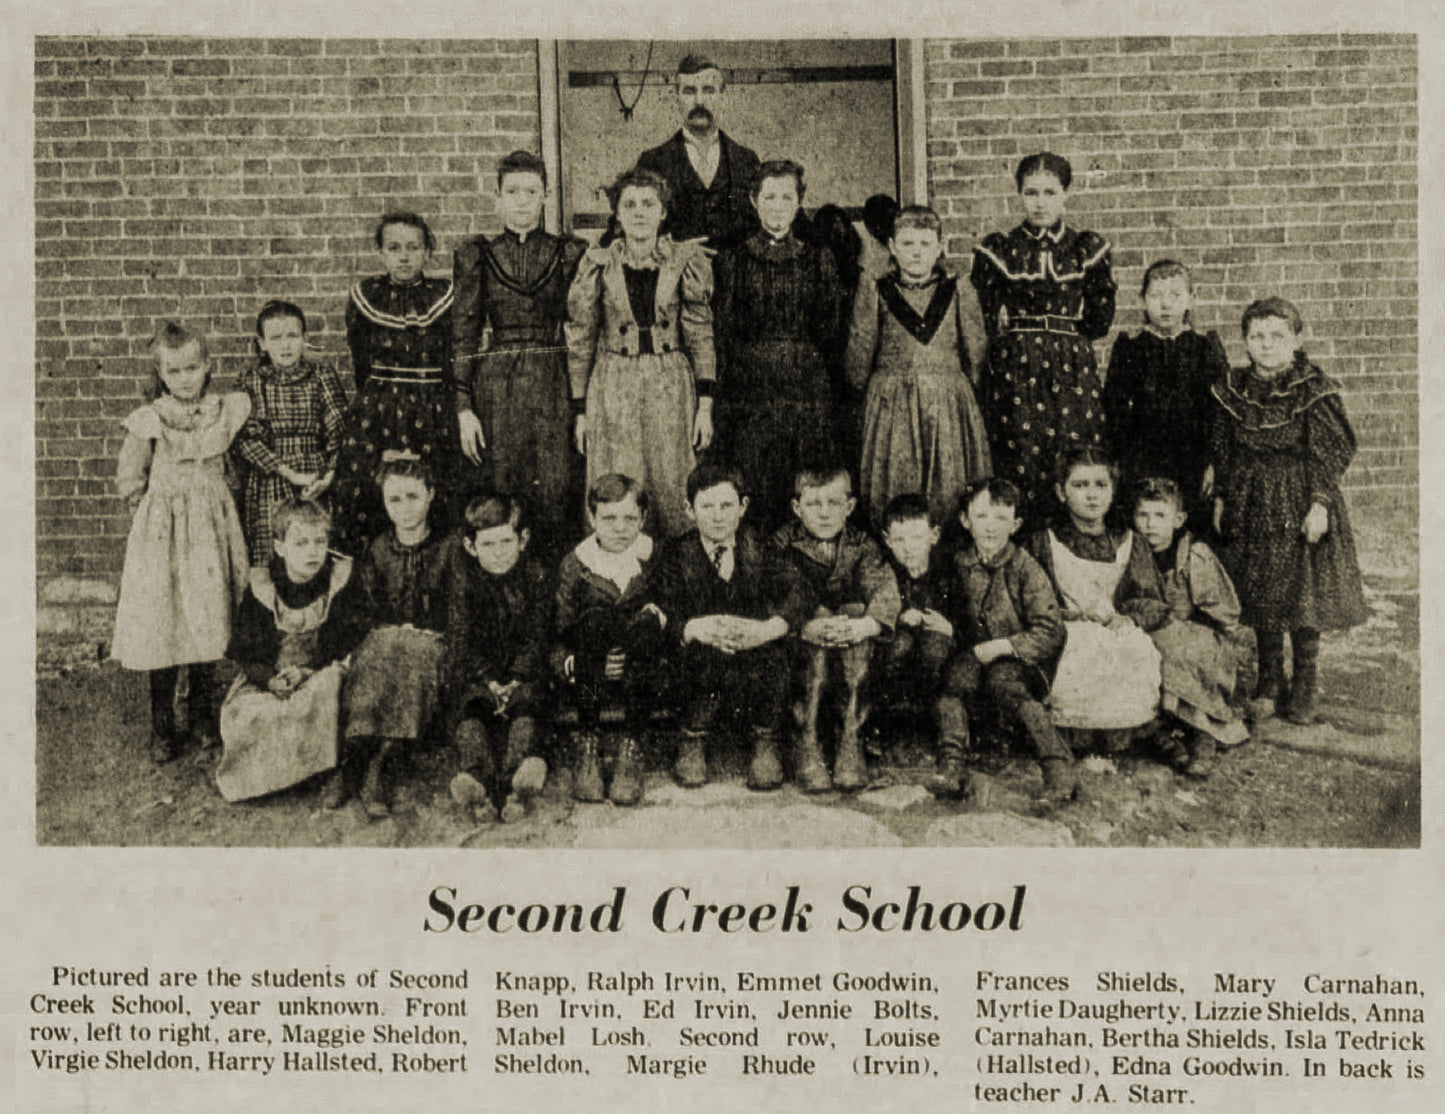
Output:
[[575, 533, 653, 594]]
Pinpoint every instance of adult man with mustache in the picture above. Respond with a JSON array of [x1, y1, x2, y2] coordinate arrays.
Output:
[[632, 54, 762, 252]]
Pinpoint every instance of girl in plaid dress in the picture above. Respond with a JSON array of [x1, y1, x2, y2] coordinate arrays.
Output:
[[234, 301, 349, 567]]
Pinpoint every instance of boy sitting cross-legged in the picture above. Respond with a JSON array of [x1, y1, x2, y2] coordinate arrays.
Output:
[[446, 493, 554, 825], [646, 461, 810, 791], [773, 466, 901, 793]]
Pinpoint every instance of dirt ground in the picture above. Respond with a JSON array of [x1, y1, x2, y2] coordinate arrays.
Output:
[[34, 562, 1418, 850]]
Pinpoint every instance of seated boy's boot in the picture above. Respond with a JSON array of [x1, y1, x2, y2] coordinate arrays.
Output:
[[359, 738, 395, 820], [674, 729, 709, 788], [1285, 629, 1321, 725], [502, 714, 541, 779], [501, 754, 548, 823], [449, 769, 497, 825], [450, 719, 498, 824], [1184, 731, 1218, 780], [1249, 631, 1286, 721], [608, 734, 644, 807], [746, 727, 784, 791], [1039, 756, 1079, 803], [793, 651, 832, 793], [572, 732, 605, 803], [925, 695, 970, 799], [832, 645, 871, 791]]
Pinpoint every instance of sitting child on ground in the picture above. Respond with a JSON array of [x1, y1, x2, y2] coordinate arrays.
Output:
[[216, 498, 369, 802], [646, 462, 809, 791], [553, 473, 667, 807], [333, 451, 459, 818], [1028, 447, 1169, 758], [773, 466, 901, 792], [941, 479, 1070, 800], [446, 494, 553, 825], [1133, 478, 1256, 779], [876, 493, 958, 762]]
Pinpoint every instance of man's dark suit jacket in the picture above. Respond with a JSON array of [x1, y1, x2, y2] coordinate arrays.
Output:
[[631, 129, 762, 252]]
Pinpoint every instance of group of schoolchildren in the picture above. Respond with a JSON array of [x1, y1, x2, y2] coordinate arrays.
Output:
[[109, 144, 1368, 825]]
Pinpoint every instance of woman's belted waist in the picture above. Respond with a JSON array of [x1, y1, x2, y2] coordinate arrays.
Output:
[[1005, 314, 1079, 334], [489, 325, 560, 347], [370, 364, 444, 383]]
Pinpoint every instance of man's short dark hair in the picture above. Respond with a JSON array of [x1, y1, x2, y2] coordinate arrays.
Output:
[[677, 54, 722, 82]]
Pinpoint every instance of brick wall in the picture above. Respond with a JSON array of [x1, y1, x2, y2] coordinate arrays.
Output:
[[925, 34, 1418, 509], [34, 37, 541, 667], [34, 35, 1418, 667]]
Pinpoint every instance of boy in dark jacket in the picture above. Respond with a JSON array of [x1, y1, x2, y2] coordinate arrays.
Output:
[[446, 493, 554, 824], [773, 466, 901, 792], [647, 462, 809, 791], [941, 478, 1072, 801], [552, 473, 666, 806], [876, 493, 961, 775]]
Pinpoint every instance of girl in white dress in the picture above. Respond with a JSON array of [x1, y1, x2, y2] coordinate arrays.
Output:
[[112, 322, 251, 762]]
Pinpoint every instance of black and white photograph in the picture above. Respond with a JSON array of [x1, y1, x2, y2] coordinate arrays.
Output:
[[7, 6, 1442, 1113], [30, 33, 1420, 849]]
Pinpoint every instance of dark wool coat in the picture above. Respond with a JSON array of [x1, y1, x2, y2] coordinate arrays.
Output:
[[771, 520, 902, 632], [950, 540, 1065, 689], [635, 130, 762, 251], [647, 527, 810, 638]]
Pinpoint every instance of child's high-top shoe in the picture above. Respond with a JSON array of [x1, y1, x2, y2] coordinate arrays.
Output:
[[746, 726, 784, 791], [359, 737, 395, 820], [572, 732, 605, 802], [609, 734, 643, 806], [925, 694, 970, 799], [1285, 628, 1321, 725], [1249, 630, 1287, 721], [674, 729, 708, 788]]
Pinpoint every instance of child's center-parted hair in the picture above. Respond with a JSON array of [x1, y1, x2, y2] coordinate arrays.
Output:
[[1055, 445, 1120, 486], [374, 211, 437, 253], [373, 449, 435, 491]]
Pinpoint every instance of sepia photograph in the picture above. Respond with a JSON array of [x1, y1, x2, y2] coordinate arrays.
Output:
[[31, 32, 1419, 851]]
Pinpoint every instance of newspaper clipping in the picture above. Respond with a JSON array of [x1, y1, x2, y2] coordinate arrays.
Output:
[[8, 2, 1439, 1111]]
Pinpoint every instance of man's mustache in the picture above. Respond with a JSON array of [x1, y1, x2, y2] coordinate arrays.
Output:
[[686, 106, 715, 127]]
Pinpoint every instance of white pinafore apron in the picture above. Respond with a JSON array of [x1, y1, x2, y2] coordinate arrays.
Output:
[[1047, 530, 1161, 730], [215, 564, 350, 801]]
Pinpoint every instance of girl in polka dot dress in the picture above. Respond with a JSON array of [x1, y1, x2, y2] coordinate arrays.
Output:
[[971, 152, 1116, 525], [331, 212, 472, 555]]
